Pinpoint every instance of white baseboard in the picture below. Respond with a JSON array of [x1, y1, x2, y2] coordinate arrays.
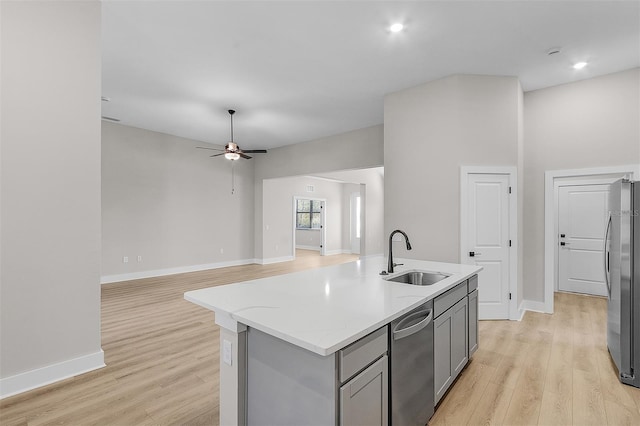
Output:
[[259, 255, 295, 265], [295, 245, 321, 251], [0, 350, 105, 399], [518, 299, 549, 321], [324, 249, 353, 256], [101, 258, 258, 284]]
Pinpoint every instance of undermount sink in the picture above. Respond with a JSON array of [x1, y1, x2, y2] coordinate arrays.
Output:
[[386, 271, 450, 286]]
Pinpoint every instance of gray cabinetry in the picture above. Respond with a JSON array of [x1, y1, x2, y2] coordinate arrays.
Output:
[[340, 355, 388, 426], [434, 308, 453, 403], [451, 297, 469, 377], [434, 276, 477, 405], [247, 326, 388, 426], [434, 296, 468, 403], [468, 289, 478, 357]]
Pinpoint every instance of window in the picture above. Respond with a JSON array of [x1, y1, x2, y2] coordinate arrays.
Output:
[[296, 199, 321, 229]]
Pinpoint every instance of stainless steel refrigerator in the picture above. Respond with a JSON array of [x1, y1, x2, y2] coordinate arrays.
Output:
[[606, 178, 640, 387]]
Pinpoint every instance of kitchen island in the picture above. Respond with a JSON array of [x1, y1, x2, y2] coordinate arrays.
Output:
[[185, 257, 481, 425]]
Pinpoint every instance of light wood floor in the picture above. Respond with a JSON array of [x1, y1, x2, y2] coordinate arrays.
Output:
[[2, 253, 639, 425], [431, 292, 640, 426]]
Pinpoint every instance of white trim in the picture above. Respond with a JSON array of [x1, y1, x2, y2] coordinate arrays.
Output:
[[324, 249, 352, 256], [295, 245, 321, 251], [518, 300, 547, 318], [460, 166, 518, 320], [101, 258, 258, 284], [544, 165, 640, 314], [0, 350, 105, 399], [259, 255, 295, 265]]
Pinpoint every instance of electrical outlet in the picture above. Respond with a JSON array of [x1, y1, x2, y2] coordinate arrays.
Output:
[[137, 255, 142, 262], [275, 244, 279, 252], [123, 256, 128, 263], [223, 340, 232, 366], [220, 248, 224, 254]]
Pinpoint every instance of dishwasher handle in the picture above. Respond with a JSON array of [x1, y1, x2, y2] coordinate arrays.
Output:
[[392, 309, 433, 341]]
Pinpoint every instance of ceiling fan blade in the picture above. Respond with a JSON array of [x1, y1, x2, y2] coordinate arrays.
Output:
[[197, 146, 224, 151], [210, 153, 226, 157], [242, 149, 267, 154], [239, 153, 252, 159]]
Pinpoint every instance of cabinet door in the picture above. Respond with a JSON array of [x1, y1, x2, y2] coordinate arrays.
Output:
[[434, 312, 452, 404], [468, 290, 478, 357], [340, 355, 388, 426], [451, 297, 469, 377]]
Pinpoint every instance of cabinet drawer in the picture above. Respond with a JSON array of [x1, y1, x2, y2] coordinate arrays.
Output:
[[468, 275, 478, 293], [434, 282, 467, 318], [339, 326, 388, 383]]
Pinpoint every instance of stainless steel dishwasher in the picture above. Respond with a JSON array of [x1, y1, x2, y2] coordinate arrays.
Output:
[[390, 300, 434, 425]]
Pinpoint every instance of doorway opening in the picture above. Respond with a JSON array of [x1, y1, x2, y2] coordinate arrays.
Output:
[[544, 165, 639, 313], [293, 197, 326, 257], [261, 167, 384, 264]]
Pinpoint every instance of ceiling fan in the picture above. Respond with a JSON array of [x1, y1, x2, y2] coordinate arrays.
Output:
[[197, 110, 267, 160]]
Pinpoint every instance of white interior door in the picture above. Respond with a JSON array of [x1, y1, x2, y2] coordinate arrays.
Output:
[[558, 184, 609, 296], [465, 174, 511, 319], [350, 193, 361, 255]]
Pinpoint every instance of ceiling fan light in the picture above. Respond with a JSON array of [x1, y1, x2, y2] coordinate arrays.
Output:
[[225, 152, 240, 161]]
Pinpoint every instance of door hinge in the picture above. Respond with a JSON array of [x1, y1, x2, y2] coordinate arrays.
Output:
[[509, 240, 512, 247], [508, 186, 512, 194], [509, 293, 512, 300]]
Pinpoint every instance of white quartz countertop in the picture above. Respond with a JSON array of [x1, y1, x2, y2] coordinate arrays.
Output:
[[184, 258, 482, 356]]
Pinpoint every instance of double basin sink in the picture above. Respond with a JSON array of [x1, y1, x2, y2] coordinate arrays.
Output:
[[385, 270, 450, 286]]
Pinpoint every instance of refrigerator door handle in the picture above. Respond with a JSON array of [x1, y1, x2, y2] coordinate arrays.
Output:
[[604, 213, 612, 298]]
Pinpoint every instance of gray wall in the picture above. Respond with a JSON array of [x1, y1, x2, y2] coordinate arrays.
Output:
[[384, 75, 521, 262], [263, 177, 344, 260], [523, 68, 640, 302], [1, 0, 102, 381], [317, 168, 385, 257], [341, 183, 362, 253], [102, 122, 255, 279], [254, 125, 384, 259]]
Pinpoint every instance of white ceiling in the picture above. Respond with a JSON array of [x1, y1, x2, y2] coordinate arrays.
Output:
[[102, 1, 640, 150]]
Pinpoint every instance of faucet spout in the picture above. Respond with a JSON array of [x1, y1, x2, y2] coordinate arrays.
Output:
[[388, 229, 412, 274]]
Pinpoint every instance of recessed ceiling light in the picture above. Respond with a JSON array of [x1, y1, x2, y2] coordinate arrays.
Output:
[[389, 23, 404, 33], [573, 61, 588, 70]]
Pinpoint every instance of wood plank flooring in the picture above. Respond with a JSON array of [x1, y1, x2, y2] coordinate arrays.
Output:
[[0, 250, 357, 426], [2, 254, 640, 425], [431, 291, 640, 426]]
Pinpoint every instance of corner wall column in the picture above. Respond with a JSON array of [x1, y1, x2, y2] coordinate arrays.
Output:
[[216, 314, 247, 426]]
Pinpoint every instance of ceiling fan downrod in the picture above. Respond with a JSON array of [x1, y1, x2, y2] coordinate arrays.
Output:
[[228, 109, 235, 143]]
